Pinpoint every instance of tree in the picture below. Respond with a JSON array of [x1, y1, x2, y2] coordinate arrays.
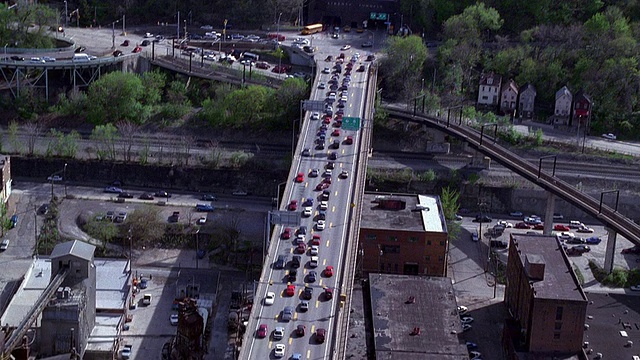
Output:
[[24, 122, 43, 156], [90, 124, 119, 160], [117, 121, 140, 162], [126, 206, 165, 246], [380, 35, 428, 102], [140, 70, 167, 105], [86, 72, 149, 124]]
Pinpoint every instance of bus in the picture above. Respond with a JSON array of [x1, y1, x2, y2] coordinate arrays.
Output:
[[301, 23, 323, 35], [242, 52, 259, 61]]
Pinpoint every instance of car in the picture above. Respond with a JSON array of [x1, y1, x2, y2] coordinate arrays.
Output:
[[299, 300, 310, 312], [515, 222, 531, 229], [565, 246, 583, 256], [318, 82, 326, 89], [170, 313, 179, 326], [118, 192, 133, 199], [43, 56, 56, 62], [142, 293, 152, 305], [602, 133, 617, 140], [557, 232, 575, 241], [630, 285, 640, 291], [457, 305, 468, 314], [38, 204, 49, 215], [195, 204, 215, 212], [565, 237, 584, 244], [328, 152, 338, 160], [121, 40, 130, 46], [510, 211, 524, 218], [357, 64, 366, 72], [296, 243, 307, 254], [553, 213, 564, 220], [132, 46, 142, 53], [319, 201, 328, 211], [469, 351, 482, 360], [366, 54, 375, 61], [316, 328, 326, 343], [295, 172, 305, 183], [497, 220, 513, 228], [332, 33, 339, 39], [474, 214, 492, 223], [9, 55, 24, 61], [301, 285, 314, 300], [554, 224, 570, 231], [288, 200, 298, 211], [155, 190, 171, 198], [341, 44, 351, 50], [255, 61, 270, 69], [524, 216, 542, 225], [324, 265, 334, 277], [302, 206, 313, 217], [74, 46, 86, 53], [274, 343, 286, 357], [466, 341, 478, 350], [121, 344, 132, 359], [361, 41, 373, 48], [577, 225, 594, 233], [322, 67, 330, 74], [0, 239, 9, 251], [285, 285, 295, 297], [302, 148, 311, 157], [533, 224, 545, 230], [471, 231, 479, 242], [104, 186, 123, 193], [291, 354, 302, 360], [297, 226, 307, 235], [310, 112, 320, 121], [569, 220, 584, 229], [585, 236, 602, 245], [572, 244, 591, 253], [141, 40, 150, 46], [47, 175, 63, 181], [309, 256, 319, 268], [339, 170, 349, 178], [344, 135, 354, 145], [622, 246, 640, 254], [282, 306, 293, 321], [316, 220, 326, 230], [201, 194, 217, 201], [324, 287, 333, 299], [196, 216, 207, 225], [232, 190, 248, 196], [275, 255, 287, 269], [307, 270, 317, 282], [309, 235, 320, 246], [281, 228, 291, 239], [262, 291, 276, 305], [321, 189, 331, 200], [309, 245, 319, 256], [272, 326, 285, 340], [460, 316, 474, 324], [462, 324, 472, 332]]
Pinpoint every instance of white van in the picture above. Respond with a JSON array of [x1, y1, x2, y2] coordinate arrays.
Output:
[[72, 53, 91, 62]]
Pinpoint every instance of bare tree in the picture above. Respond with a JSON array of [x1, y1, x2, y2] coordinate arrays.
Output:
[[23, 122, 43, 155], [180, 135, 195, 166], [116, 120, 140, 163]]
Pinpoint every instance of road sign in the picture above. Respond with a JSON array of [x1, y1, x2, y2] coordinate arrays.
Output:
[[270, 211, 301, 227], [303, 100, 325, 112], [342, 117, 361, 131]]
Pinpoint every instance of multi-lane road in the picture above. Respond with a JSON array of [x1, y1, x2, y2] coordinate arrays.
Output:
[[243, 51, 371, 359]]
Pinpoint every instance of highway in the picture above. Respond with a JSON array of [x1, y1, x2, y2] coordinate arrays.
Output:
[[242, 51, 371, 359]]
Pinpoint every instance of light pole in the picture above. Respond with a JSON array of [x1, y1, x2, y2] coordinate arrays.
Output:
[[4, 44, 7, 56], [64, 1, 68, 28], [111, 19, 121, 49], [277, 12, 283, 77], [63, 163, 68, 197]]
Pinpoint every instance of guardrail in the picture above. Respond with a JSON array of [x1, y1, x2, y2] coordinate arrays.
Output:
[[0, 53, 138, 67]]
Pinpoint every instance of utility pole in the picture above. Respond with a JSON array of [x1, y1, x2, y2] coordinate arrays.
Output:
[[177, 11, 180, 40], [64, 1, 68, 28]]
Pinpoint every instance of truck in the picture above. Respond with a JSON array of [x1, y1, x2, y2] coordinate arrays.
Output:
[[142, 294, 152, 306]]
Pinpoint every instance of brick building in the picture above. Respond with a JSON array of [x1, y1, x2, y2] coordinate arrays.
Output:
[[503, 234, 588, 357], [358, 192, 448, 276]]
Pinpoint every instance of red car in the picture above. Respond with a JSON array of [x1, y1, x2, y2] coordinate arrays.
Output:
[[334, 120, 342, 128], [296, 243, 307, 254], [622, 246, 640, 254], [515, 222, 531, 229], [331, 129, 341, 137], [554, 224, 570, 231], [281, 227, 291, 239], [533, 224, 544, 230], [311, 234, 321, 245], [271, 65, 290, 73], [132, 46, 142, 53], [295, 172, 304, 183], [286, 284, 295, 296], [255, 61, 270, 69], [345, 136, 353, 145], [324, 266, 334, 277], [324, 287, 333, 299], [257, 324, 268, 338], [323, 116, 331, 124], [316, 182, 330, 191], [338, 52, 345, 59], [288, 200, 298, 211]]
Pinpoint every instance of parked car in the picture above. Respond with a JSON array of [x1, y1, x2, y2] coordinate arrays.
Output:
[[201, 194, 218, 201], [509, 211, 524, 217], [282, 306, 293, 320], [195, 204, 215, 212], [104, 186, 123, 193], [554, 224, 570, 231], [622, 246, 640, 254], [0, 239, 9, 251], [121, 345, 132, 359], [139, 193, 154, 200], [601, 133, 617, 140], [577, 225, 594, 233], [474, 214, 492, 223], [471, 231, 479, 242], [585, 236, 602, 245], [515, 222, 531, 229]]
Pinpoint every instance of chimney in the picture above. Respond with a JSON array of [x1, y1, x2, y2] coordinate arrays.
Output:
[[524, 254, 545, 281]]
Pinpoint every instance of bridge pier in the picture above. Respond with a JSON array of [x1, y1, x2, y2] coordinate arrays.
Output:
[[543, 192, 556, 235], [603, 228, 617, 273]]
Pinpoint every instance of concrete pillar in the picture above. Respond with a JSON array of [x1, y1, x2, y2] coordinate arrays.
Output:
[[543, 192, 555, 235], [603, 228, 617, 274]]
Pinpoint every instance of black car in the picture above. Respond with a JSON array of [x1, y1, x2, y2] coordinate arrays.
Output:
[[474, 214, 493, 223], [155, 190, 171, 198], [141, 40, 150, 46], [139, 193, 155, 200], [274, 255, 287, 269], [75, 46, 86, 53], [326, 162, 335, 169], [10, 55, 24, 61], [113, 50, 123, 57], [328, 152, 338, 160], [288, 269, 297, 281], [565, 237, 585, 244], [202, 194, 218, 201], [291, 255, 301, 268], [38, 204, 49, 215], [302, 286, 313, 300], [118, 192, 134, 199]]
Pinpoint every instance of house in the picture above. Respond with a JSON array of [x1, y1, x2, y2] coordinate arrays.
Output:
[[554, 86, 572, 125], [571, 90, 592, 128], [359, 192, 449, 276], [500, 79, 518, 115], [503, 234, 588, 357], [477, 73, 502, 108], [518, 83, 536, 119]]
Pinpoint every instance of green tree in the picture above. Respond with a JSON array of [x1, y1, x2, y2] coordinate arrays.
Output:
[[86, 72, 149, 124], [83, 219, 119, 251], [90, 124, 119, 160], [380, 35, 428, 102], [140, 70, 167, 105], [126, 206, 165, 246]]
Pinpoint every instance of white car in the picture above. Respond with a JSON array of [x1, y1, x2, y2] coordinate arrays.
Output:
[[602, 133, 617, 140], [310, 112, 319, 120], [318, 82, 326, 89], [457, 305, 468, 314], [471, 231, 479, 242], [309, 256, 318, 268], [170, 314, 179, 325], [303, 207, 313, 217], [630, 285, 640, 291], [322, 67, 330, 74], [47, 175, 63, 181], [196, 217, 207, 225], [316, 220, 326, 230], [557, 232, 575, 240], [144, 32, 154, 38], [340, 170, 349, 178], [264, 292, 276, 305], [497, 220, 513, 228], [577, 225, 594, 233], [460, 316, 474, 324], [0, 239, 9, 251], [274, 344, 286, 358], [273, 327, 285, 340], [320, 201, 328, 210], [310, 245, 319, 256], [324, 169, 332, 177], [341, 44, 351, 50]]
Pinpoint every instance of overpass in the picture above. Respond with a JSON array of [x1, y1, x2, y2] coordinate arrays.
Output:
[[384, 105, 640, 271]]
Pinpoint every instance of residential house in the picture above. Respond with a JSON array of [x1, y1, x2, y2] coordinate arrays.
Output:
[[500, 79, 518, 115], [477, 73, 502, 108], [518, 83, 536, 119], [571, 90, 592, 128], [554, 86, 572, 125], [359, 192, 449, 276]]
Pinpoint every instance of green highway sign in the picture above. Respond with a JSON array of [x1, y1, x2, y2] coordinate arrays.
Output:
[[342, 117, 361, 131]]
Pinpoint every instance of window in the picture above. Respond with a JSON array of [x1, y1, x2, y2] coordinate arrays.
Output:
[[389, 236, 398, 242], [554, 322, 562, 331], [555, 307, 563, 321], [382, 245, 400, 254], [425, 256, 430, 261], [438, 256, 444, 261], [365, 234, 377, 240], [427, 240, 432, 245], [439, 241, 445, 246], [553, 332, 561, 340], [408, 236, 418, 243]]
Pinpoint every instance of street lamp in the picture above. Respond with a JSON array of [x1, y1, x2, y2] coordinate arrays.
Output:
[[111, 19, 121, 49], [63, 163, 68, 197], [277, 12, 283, 77], [64, 1, 68, 28]]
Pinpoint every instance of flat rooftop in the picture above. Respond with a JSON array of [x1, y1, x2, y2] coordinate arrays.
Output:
[[86, 314, 120, 352], [1, 257, 51, 326], [360, 192, 445, 233], [582, 292, 640, 359], [94, 258, 130, 310], [368, 274, 468, 359], [511, 235, 586, 302]]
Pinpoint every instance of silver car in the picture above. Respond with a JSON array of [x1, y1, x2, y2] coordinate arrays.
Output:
[[282, 306, 293, 321]]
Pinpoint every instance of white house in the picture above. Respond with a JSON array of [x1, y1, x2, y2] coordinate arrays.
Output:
[[554, 86, 572, 125], [500, 79, 518, 115], [477, 73, 502, 107]]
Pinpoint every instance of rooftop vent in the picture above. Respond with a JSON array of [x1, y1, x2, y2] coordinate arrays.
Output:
[[377, 198, 406, 210], [524, 254, 545, 281]]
